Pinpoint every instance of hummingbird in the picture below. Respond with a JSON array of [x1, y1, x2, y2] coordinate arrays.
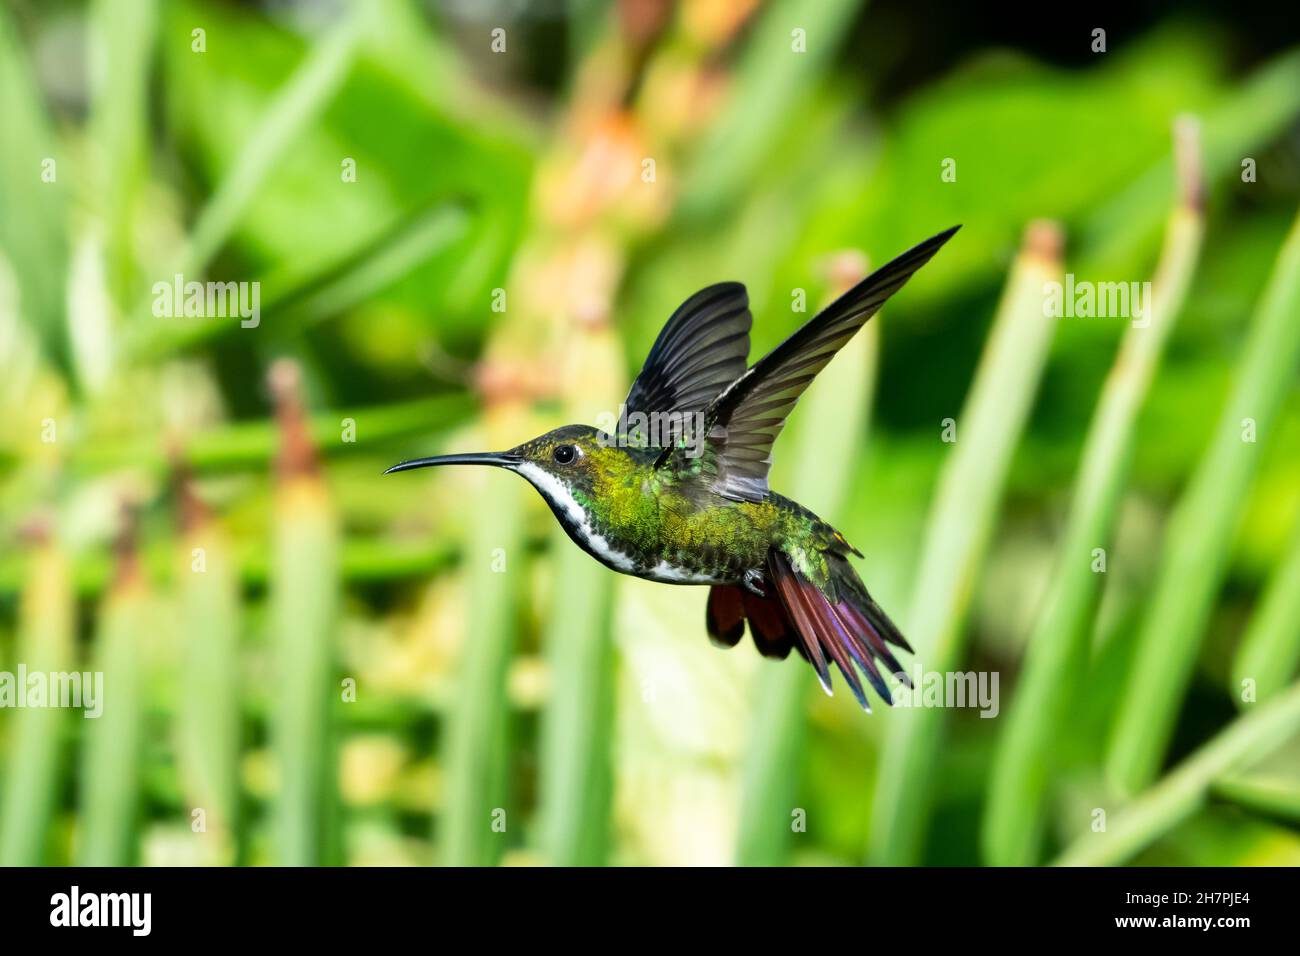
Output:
[[387, 226, 959, 710]]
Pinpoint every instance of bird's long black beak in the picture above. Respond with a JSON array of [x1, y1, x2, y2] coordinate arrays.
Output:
[[384, 452, 521, 475]]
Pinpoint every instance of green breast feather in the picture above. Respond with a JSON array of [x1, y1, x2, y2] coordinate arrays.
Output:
[[578, 450, 843, 582]]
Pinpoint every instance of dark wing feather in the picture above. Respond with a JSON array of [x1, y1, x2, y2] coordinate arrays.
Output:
[[621, 282, 751, 448], [687, 226, 959, 501]]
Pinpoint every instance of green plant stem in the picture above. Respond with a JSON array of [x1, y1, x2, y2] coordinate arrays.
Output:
[[128, 199, 469, 359], [1211, 772, 1300, 825], [0, 531, 462, 600], [439, 415, 528, 866], [88, 0, 157, 314], [1230, 512, 1300, 705], [77, 572, 150, 866], [536, 326, 623, 867], [1107, 207, 1300, 795], [734, 660, 813, 865], [177, 523, 241, 863], [70, 394, 472, 475], [1054, 681, 1300, 866], [869, 223, 1062, 866], [679, 0, 867, 222], [269, 479, 341, 865], [536, 540, 615, 865], [179, 5, 365, 279], [984, 123, 1205, 866], [0, 544, 74, 865], [0, 5, 67, 365], [1081, 50, 1300, 268]]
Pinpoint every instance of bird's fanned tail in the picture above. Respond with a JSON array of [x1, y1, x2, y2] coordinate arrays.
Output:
[[711, 550, 912, 711], [704, 549, 911, 710], [772, 550, 912, 710]]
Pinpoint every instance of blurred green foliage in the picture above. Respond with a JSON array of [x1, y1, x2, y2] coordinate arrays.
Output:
[[1, 0, 1298, 867]]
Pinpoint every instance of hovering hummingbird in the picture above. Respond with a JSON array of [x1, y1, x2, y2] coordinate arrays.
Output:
[[388, 226, 959, 710]]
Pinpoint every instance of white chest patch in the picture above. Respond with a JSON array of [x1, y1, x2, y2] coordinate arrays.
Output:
[[513, 463, 721, 584]]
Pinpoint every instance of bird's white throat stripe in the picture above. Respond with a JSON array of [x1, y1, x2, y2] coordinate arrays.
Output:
[[512, 462, 717, 584], [513, 462, 638, 573]]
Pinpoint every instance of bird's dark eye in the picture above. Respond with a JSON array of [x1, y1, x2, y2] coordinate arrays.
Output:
[[552, 444, 579, 465]]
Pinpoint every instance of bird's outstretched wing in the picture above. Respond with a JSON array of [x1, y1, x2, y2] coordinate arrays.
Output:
[[619, 282, 751, 448], [676, 226, 960, 501]]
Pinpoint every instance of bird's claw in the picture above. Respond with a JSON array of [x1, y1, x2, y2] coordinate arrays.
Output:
[[742, 569, 766, 597]]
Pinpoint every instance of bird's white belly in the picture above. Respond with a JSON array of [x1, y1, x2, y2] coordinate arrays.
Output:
[[640, 561, 719, 585]]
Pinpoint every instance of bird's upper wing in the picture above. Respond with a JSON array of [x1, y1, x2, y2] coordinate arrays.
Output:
[[675, 226, 960, 502], [619, 282, 752, 448]]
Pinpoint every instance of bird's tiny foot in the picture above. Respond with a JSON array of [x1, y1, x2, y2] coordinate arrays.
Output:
[[742, 568, 766, 597]]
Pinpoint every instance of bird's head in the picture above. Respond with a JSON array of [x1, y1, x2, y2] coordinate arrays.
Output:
[[385, 423, 640, 518]]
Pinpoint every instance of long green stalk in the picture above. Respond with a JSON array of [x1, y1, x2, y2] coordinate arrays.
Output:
[[1054, 681, 1300, 866], [0, 530, 461, 604], [536, 329, 623, 867], [177, 513, 242, 864], [734, 664, 811, 865], [1107, 207, 1300, 795], [1080, 51, 1300, 267], [983, 121, 1205, 866], [88, 0, 157, 312], [869, 223, 1063, 865], [536, 541, 615, 865], [269, 480, 340, 864], [128, 199, 469, 359], [1211, 772, 1300, 825], [0, 5, 67, 364], [439, 407, 529, 866], [71, 394, 472, 475], [679, 0, 866, 222], [78, 560, 151, 866], [268, 365, 341, 865], [175, 2, 366, 278], [735, 272, 877, 867], [1230, 512, 1300, 705], [0, 540, 74, 865]]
